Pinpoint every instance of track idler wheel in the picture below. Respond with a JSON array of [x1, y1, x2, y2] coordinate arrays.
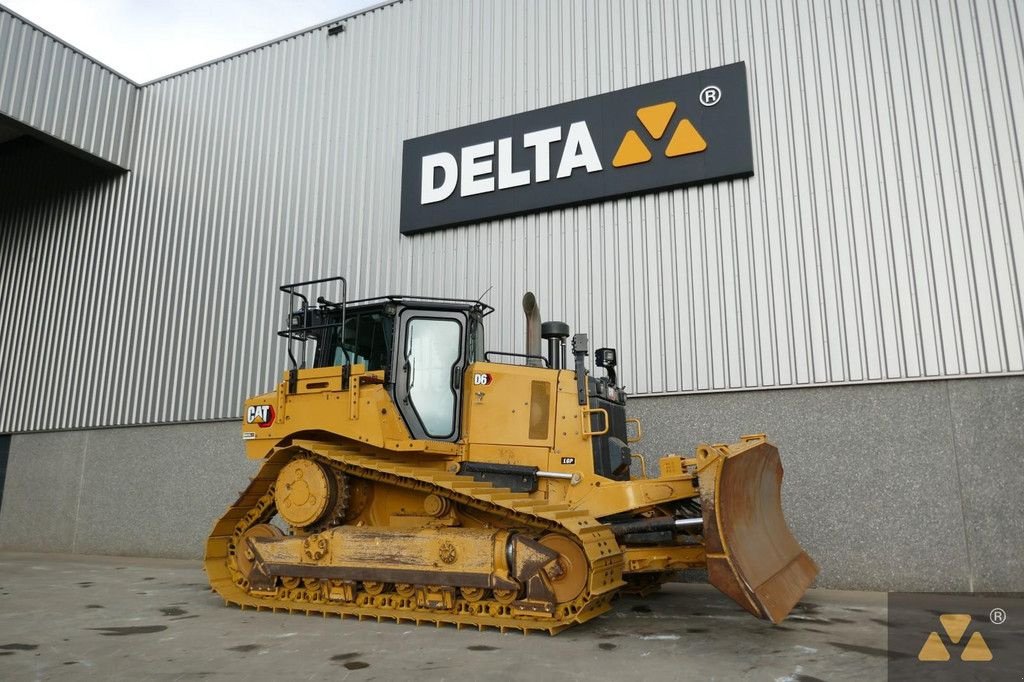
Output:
[[234, 523, 283, 585], [538, 534, 588, 604]]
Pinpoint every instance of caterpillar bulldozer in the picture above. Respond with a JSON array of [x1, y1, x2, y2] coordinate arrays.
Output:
[[205, 276, 818, 633]]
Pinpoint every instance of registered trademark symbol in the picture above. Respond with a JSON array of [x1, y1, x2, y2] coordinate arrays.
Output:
[[990, 607, 1006, 625], [700, 85, 722, 106]]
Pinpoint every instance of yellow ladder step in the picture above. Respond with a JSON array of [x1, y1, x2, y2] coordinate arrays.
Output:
[[482, 492, 523, 502], [551, 510, 590, 520], [509, 499, 548, 508], [425, 473, 460, 481], [449, 480, 493, 490]]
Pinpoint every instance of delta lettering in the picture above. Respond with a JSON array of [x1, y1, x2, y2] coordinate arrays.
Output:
[[420, 121, 602, 205]]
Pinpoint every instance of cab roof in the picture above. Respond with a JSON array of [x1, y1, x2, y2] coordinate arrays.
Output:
[[342, 295, 494, 317]]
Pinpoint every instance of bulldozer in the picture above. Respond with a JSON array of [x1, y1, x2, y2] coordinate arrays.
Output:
[[205, 276, 817, 633]]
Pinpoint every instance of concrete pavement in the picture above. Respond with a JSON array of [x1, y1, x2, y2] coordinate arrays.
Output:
[[0, 551, 888, 681]]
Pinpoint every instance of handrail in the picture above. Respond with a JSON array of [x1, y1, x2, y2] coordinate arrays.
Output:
[[277, 276, 348, 389], [483, 351, 550, 367], [342, 294, 494, 316]]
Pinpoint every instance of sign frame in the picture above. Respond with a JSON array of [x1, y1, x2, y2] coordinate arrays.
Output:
[[400, 61, 754, 235]]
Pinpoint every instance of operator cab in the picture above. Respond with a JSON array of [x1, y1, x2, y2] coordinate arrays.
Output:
[[282, 289, 489, 443], [279, 278, 629, 482]]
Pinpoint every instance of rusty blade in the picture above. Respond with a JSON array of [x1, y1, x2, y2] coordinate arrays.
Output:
[[701, 441, 818, 623]]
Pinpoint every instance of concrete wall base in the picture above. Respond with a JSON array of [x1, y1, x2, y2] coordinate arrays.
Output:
[[1, 376, 1020, 591], [0, 422, 258, 560], [629, 376, 1024, 592]]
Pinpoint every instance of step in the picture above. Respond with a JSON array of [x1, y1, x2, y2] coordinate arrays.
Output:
[[448, 480, 494, 490], [507, 499, 548, 508], [550, 510, 591, 520], [392, 467, 427, 477], [533, 504, 571, 513], [425, 473, 460, 482], [479, 493, 524, 502]]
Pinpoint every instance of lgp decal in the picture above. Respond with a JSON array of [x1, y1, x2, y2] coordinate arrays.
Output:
[[400, 62, 752, 234], [246, 404, 276, 428]]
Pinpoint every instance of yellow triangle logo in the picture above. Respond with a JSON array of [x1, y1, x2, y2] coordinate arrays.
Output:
[[917, 632, 950, 661], [960, 631, 993, 661], [636, 101, 676, 139], [939, 614, 970, 644], [665, 118, 707, 157], [612, 130, 652, 167]]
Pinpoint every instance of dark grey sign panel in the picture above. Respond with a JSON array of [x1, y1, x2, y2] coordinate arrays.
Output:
[[400, 62, 753, 234]]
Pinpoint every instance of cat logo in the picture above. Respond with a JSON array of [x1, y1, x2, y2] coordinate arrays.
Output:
[[917, 614, 992, 662], [246, 404, 275, 428], [612, 101, 707, 167]]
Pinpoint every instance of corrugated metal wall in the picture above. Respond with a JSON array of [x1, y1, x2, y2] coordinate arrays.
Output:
[[0, 7, 137, 167], [1, 0, 1022, 433]]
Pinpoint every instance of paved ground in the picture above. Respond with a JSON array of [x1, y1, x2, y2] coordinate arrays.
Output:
[[0, 552, 888, 681]]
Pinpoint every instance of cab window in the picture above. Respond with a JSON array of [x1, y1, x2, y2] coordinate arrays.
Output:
[[405, 317, 462, 438], [331, 311, 392, 370]]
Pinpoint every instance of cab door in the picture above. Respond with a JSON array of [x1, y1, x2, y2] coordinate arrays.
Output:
[[393, 309, 467, 441]]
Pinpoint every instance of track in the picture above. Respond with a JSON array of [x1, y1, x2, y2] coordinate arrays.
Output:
[[205, 439, 626, 634]]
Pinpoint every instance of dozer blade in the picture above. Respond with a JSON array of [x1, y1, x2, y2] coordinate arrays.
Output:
[[696, 437, 818, 623]]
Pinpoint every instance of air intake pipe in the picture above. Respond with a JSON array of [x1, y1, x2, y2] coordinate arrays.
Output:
[[522, 292, 543, 367], [542, 321, 571, 370]]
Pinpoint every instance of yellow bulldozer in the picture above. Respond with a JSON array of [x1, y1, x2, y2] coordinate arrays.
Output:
[[205, 276, 817, 633]]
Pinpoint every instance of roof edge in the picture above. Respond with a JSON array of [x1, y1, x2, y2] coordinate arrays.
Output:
[[138, 0, 404, 87], [0, 0, 405, 90], [0, 3, 141, 86]]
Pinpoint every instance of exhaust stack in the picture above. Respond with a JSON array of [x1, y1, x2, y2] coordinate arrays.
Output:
[[522, 292, 542, 367]]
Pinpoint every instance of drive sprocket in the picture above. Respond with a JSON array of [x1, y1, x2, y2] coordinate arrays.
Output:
[[273, 456, 349, 532]]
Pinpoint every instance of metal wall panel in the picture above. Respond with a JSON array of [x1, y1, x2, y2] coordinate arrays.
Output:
[[0, 0, 1022, 432], [0, 7, 137, 167]]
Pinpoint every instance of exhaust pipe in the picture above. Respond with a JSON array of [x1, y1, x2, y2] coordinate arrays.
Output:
[[522, 292, 542, 367]]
